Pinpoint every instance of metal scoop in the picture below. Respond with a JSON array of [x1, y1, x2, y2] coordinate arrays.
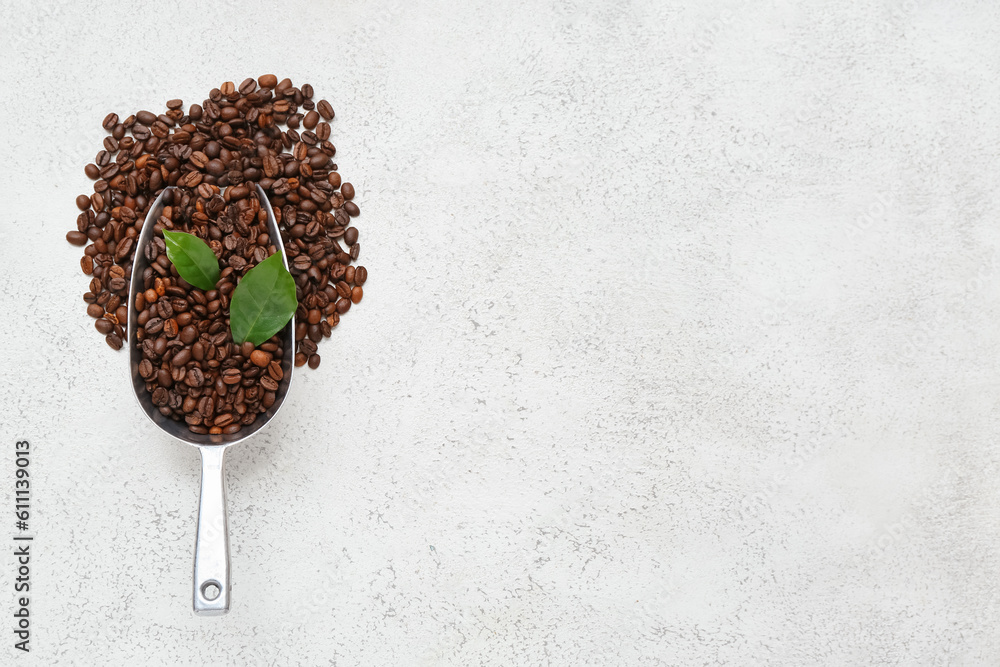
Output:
[[127, 184, 295, 615]]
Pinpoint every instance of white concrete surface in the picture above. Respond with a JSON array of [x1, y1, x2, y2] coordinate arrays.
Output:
[[0, 0, 999, 664]]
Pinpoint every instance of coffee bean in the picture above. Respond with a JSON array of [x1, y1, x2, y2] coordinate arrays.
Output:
[[103, 113, 119, 130], [222, 368, 242, 384], [180, 325, 198, 344], [115, 236, 134, 262], [152, 387, 168, 406], [106, 333, 123, 350], [308, 354, 321, 369], [250, 349, 272, 367], [317, 100, 334, 120], [95, 318, 114, 335], [351, 286, 363, 303], [214, 413, 235, 427], [185, 366, 205, 387], [76, 194, 91, 211], [171, 348, 191, 366], [66, 231, 88, 246], [206, 159, 226, 176], [344, 201, 360, 217], [341, 182, 354, 200], [145, 317, 164, 334]]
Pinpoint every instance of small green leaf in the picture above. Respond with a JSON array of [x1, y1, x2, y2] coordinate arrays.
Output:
[[162, 230, 220, 291], [229, 251, 297, 346]]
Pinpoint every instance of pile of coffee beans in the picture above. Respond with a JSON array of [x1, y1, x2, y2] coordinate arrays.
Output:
[[136, 190, 284, 434], [69, 75, 366, 376]]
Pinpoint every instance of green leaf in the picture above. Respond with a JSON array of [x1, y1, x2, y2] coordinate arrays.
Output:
[[229, 251, 297, 346], [162, 230, 220, 291]]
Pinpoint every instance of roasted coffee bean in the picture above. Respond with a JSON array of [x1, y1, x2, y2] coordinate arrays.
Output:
[[138, 358, 155, 379], [76, 194, 92, 210], [206, 159, 226, 176], [344, 227, 358, 245], [66, 231, 88, 246], [341, 182, 354, 200], [145, 317, 164, 334], [152, 387, 169, 406], [185, 366, 205, 387], [351, 286, 363, 303], [222, 368, 242, 384], [250, 349, 271, 367], [344, 201, 360, 217], [180, 325, 198, 344], [317, 100, 334, 120], [95, 318, 114, 335], [103, 112, 119, 130], [308, 354, 321, 369], [106, 333, 123, 350], [171, 348, 191, 366]]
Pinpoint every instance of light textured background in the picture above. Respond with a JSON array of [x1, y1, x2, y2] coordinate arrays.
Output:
[[0, 0, 998, 664]]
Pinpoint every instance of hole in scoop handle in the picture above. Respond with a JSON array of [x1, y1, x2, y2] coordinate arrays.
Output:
[[193, 446, 231, 615]]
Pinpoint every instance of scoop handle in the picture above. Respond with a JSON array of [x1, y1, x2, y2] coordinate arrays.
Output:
[[193, 445, 231, 615]]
